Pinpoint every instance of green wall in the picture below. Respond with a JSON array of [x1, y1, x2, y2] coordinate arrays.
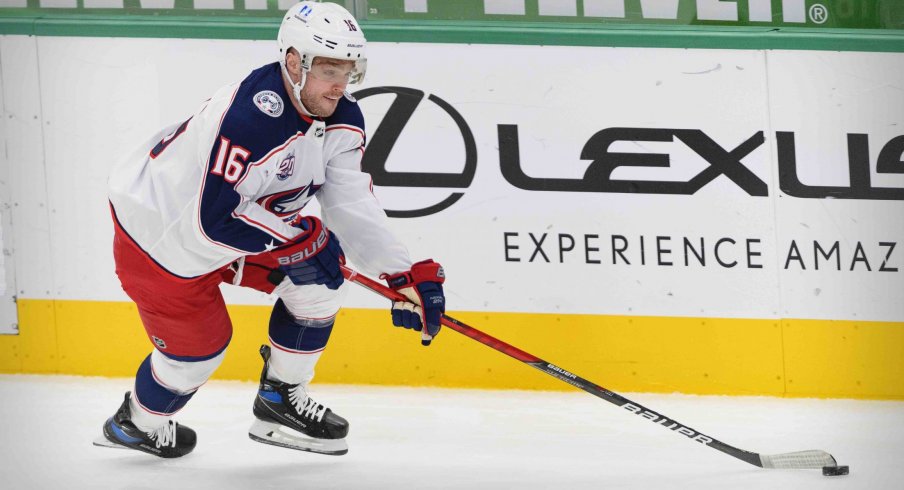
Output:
[[0, 0, 902, 52]]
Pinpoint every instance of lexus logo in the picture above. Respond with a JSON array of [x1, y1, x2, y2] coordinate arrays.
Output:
[[353, 86, 477, 218]]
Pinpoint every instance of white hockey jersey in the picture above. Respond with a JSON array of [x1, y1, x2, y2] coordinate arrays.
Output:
[[109, 62, 411, 279]]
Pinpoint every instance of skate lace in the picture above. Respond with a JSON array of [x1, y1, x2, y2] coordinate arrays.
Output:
[[147, 420, 177, 448], [288, 386, 327, 423]]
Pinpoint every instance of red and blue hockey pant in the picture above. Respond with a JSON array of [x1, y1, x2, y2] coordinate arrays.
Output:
[[112, 225, 347, 427]]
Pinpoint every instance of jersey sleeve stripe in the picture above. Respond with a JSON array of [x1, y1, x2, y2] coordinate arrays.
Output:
[[196, 87, 258, 254], [215, 87, 240, 135], [325, 124, 365, 138], [232, 211, 294, 243]]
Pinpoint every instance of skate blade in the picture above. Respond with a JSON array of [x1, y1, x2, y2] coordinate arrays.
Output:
[[248, 419, 348, 456], [93, 436, 129, 449]]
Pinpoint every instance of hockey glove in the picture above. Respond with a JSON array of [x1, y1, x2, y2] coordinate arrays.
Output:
[[268, 216, 344, 290], [382, 260, 446, 346]]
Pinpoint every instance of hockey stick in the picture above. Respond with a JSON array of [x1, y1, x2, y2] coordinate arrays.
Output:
[[340, 265, 849, 476]]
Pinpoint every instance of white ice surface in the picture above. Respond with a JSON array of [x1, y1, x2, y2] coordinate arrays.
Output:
[[1, 375, 902, 489]]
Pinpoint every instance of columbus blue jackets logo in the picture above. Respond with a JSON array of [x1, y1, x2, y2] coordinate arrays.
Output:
[[256, 181, 322, 217], [254, 90, 284, 118], [277, 152, 295, 181]]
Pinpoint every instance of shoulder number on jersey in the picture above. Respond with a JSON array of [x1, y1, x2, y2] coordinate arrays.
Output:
[[211, 136, 250, 183], [150, 117, 192, 159]]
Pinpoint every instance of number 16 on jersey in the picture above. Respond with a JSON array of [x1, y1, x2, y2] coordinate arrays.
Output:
[[211, 136, 251, 183]]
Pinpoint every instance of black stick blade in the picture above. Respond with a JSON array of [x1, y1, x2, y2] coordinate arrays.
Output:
[[822, 465, 850, 477]]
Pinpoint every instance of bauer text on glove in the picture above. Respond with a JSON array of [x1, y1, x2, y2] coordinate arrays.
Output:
[[268, 216, 344, 290]]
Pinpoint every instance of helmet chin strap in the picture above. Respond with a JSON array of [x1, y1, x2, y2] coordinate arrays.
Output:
[[281, 60, 317, 118]]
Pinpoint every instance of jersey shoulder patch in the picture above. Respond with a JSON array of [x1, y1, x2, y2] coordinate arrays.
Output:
[[236, 64, 290, 124], [252, 90, 284, 118]]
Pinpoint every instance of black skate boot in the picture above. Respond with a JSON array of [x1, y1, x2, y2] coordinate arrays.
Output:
[[249, 345, 349, 455], [94, 391, 197, 458]]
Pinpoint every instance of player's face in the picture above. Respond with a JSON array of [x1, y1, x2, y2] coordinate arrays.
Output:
[[300, 58, 355, 117]]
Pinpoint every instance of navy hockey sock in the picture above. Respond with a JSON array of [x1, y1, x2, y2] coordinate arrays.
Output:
[[268, 299, 334, 356], [133, 354, 196, 422]]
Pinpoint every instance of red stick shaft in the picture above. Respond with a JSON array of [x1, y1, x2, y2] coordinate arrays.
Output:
[[340, 265, 541, 362]]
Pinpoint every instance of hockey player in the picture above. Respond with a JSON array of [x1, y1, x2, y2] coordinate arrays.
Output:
[[96, 1, 445, 458]]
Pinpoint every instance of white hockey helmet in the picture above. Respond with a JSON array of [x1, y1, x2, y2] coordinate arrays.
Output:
[[277, 1, 368, 85]]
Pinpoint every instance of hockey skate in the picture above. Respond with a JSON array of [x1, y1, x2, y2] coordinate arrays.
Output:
[[93, 391, 197, 458], [249, 345, 349, 455]]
